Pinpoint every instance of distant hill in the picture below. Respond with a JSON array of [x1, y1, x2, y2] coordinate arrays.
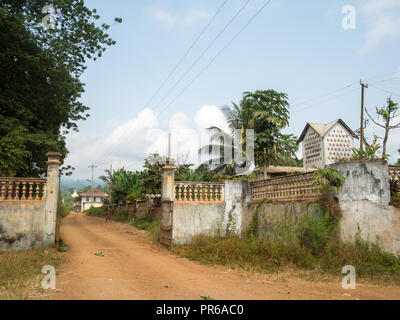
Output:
[[61, 177, 105, 192]]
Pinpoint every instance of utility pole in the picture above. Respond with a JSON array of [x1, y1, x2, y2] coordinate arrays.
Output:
[[88, 164, 97, 209], [360, 80, 368, 151]]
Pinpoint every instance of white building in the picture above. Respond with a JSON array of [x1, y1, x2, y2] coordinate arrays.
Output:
[[297, 119, 358, 169], [73, 188, 109, 212]]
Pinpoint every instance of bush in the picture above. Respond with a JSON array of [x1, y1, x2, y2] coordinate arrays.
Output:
[[133, 217, 160, 242], [85, 206, 107, 218], [173, 208, 400, 284], [58, 202, 70, 218], [297, 211, 338, 255]]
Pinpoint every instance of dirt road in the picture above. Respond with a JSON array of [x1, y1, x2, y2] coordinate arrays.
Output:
[[52, 212, 400, 300]]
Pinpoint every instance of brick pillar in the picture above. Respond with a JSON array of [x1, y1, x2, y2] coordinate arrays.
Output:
[[44, 152, 61, 247], [160, 158, 175, 247]]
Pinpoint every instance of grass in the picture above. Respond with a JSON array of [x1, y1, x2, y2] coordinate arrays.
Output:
[[132, 217, 160, 243], [0, 248, 65, 300], [172, 206, 400, 286], [172, 234, 400, 285]]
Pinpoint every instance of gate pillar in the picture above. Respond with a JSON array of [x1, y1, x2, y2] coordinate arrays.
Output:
[[160, 158, 175, 247]]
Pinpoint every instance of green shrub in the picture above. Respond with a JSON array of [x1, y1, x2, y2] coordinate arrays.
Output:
[[58, 202, 70, 218], [133, 217, 160, 242], [297, 211, 338, 255], [173, 208, 400, 284], [85, 206, 107, 217], [108, 207, 129, 222], [313, 168, 345, 193]]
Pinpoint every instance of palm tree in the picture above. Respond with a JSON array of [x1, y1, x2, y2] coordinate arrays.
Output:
[[199, 89, 299, 178]]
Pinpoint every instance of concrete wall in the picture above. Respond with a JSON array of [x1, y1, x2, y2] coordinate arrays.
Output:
[[331, 160, 400, 255], [173, 202, 225, 244], [244, 200, 322, 239], [170, 160, 400, 255], [0, 200, 46, 251], [172, 180, 249, 244]]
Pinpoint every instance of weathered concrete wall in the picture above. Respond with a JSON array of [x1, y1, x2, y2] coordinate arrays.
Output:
[[331, 160, 390, 204], [332, 160, 400, 255], [172, 202, 225, 244], [172, 180, 249, 244], [0, 200, 46, 251], [244, 200, 322, 239], [223, 180, 251, 234]]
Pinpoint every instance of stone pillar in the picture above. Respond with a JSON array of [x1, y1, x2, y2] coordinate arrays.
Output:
[[160, 158, 175, 247], [44, 152, 61, 247]]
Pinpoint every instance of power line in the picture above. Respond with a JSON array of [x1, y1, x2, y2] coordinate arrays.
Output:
[[142, 0, 229, 110], [155, 0, 273, 120], [150, 0, 252, 112], [124, 0, 274, 170], [365, 71, 399, 82], [291, 87, 359, 114], [291, 82, 358, 109], [369, 84, 400, 97], [98, 0, 252, 166]]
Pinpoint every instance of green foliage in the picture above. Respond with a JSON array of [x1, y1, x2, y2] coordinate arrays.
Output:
[[101, 155, 217, 204], [100, 168, 144, 204], [60, 190, 74, 211], [240, 90, 298, 170], [389, 175, 400, 208], [297, 211, 339, 255], [58, 202, 70, 218], [175, 163, 217, 182], [313, 168, 345, 193], [0, 127, 30, 177], [396, 149, 400, 165], [0, 1, 121, 176], [242, 205, 260, 239], [173, 211, 400, 283], [113, 207, 129, 221], [133, 218, 161, 242], [85, 205, 106, 218], [352, 139, 389, 161], [140, 154, 163, 195], [199, 90, 299, 176]]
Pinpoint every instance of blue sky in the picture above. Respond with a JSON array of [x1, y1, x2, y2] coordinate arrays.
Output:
[[65, 0, 400, 179]]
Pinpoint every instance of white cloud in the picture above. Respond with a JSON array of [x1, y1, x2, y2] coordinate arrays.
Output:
[[65, 105, 228, 179], [183, 9, 212, 27], [359, 0, 400, 55], [148, 6, 211, 29], [151, 8, 177, 28]]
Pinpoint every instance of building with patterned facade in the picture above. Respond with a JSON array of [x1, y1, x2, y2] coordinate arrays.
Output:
[[297, 119, 358, 169]]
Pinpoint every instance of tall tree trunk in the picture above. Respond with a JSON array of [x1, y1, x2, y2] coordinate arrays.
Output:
[[383, 117, 390, 155]]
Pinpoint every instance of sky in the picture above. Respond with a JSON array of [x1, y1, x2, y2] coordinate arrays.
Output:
[[64, 0, 400, 180]]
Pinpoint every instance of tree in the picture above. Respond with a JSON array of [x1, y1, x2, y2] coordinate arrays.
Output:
[[0, 127, 30, 177], [0, 1, 121, 177], [175, 163, 216, 182], [200, 90, 299, 178], [140, 154, 163, 196], [365, 98, 400, 156], [99, 168, 143, 204], [241, 90, 298, 177], [397, 149, 400, 165]]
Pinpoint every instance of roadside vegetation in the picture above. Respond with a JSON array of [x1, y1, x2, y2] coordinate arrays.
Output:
[[172, 206, 400, 285], [0, 248, 64, 299], [133, 218, 161, 243], [84, 205, 160, 242]]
